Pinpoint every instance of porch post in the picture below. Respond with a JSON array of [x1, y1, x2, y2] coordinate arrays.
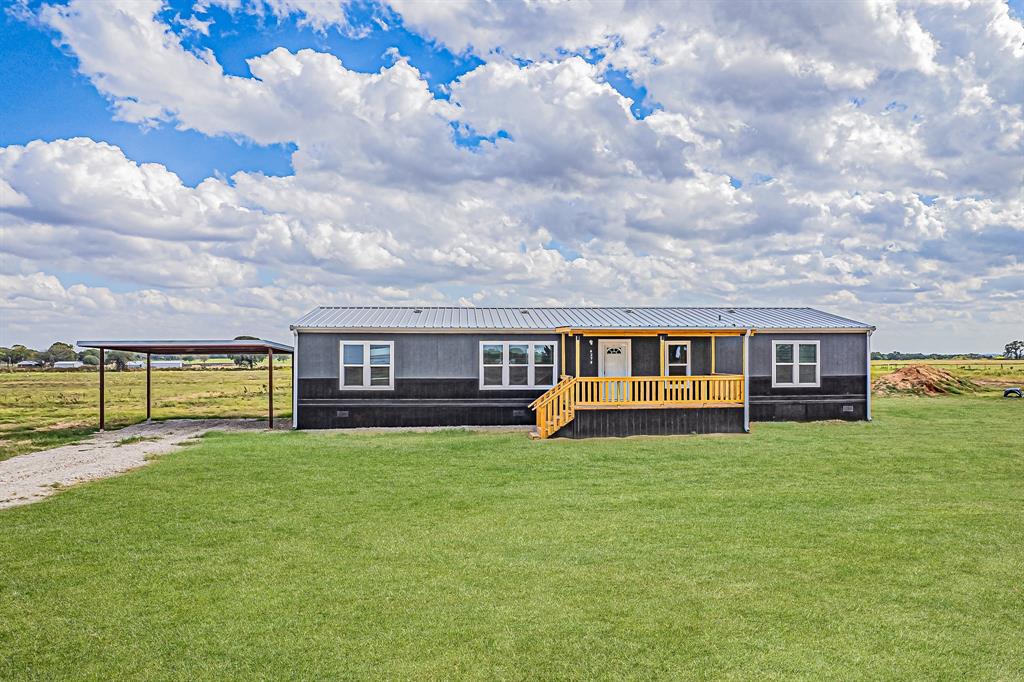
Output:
[[710, 334, 716, 375], [99, 348, 105, 431], [742, 330, 750, 432], [659, 334, 665, 376], [574, 334, 581, 377], [561, 332, 566, 378], [146, 352, 151, 422]]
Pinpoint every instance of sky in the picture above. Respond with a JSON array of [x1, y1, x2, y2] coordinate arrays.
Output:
[[0, 0, 1021, 353]]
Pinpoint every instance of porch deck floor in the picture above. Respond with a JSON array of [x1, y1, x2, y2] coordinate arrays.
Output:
[[575, 401, 743, 410]]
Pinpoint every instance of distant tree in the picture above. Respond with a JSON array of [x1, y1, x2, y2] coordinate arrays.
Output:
[[77, 348, 100, 362], [232, 355, 260, 369], [105, 350, 138, 371], [81, 355, 99, 366], [6, 345, 37, 365], [40, 342, 76, 366], [1005, 340, 1024, 360], [232, 335, 262, 369]]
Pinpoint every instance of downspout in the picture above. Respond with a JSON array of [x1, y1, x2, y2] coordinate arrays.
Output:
[[292, 329, 299, 429], [742, 329, 751, 433], [866, 329, 873, 422]]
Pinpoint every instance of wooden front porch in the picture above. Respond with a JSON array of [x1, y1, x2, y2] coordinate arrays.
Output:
[[530, 327, 751, 439]]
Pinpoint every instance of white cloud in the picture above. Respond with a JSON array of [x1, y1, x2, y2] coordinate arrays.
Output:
[[1, 0, 1021, 351]]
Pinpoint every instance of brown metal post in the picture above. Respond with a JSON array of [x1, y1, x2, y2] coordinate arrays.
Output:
[[268, 348, 273, 429], [99, 348, 105, 431], [146, 352, 151, 422]]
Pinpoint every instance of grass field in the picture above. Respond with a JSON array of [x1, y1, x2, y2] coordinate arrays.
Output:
[[871, 359, 1024, 383], [2, 362, 1020, 462], [1, 394, 1021, 678], [0, 366, 292, 461]]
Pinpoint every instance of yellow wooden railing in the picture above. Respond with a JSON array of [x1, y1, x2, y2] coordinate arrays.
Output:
[[530, 375, 744, 439], [529, 375, 578, 439]]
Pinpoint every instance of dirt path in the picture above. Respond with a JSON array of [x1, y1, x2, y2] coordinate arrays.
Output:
[[0, 419, 272, 510]]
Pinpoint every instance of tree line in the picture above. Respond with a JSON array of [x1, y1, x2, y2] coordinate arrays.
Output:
[[871, 339, 1023, 361], [0, 342, 280, 370]]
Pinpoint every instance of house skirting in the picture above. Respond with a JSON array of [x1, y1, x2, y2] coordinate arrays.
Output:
[[555, 406, 745, 438], [749, 397, 866, 421], [296, 399, 535, 429]]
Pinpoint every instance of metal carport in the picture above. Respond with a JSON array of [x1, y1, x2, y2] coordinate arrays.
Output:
[[76, 339, 294, 430]]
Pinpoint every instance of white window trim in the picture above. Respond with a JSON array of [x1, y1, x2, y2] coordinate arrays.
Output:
[[479, 340, 558, 390], [664, 340, 692, 377], [771, 340, 820, 388], [339, 340, 395, 390]]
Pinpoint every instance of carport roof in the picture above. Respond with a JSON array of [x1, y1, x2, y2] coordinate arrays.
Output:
[[76, 339, 293, 354]]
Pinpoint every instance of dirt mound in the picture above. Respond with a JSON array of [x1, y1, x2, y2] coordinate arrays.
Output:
[[873, 364, 978, 395]]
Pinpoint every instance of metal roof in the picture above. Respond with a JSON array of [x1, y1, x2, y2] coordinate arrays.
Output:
[[291, 307, 872, 331], [76, 339, 293, 354]]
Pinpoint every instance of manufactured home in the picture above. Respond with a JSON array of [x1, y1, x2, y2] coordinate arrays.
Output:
[[290, 306, 874, 438]]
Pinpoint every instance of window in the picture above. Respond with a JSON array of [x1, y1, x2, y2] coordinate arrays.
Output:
[[480, 341, 557, 389], [772, 340, 820, 387], [339, 341, 394, 389], [665, 341, 690, 376]]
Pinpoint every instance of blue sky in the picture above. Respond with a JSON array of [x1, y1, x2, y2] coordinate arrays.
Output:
[[1, 0, 1021, 352], [0, 0, 486, 185]]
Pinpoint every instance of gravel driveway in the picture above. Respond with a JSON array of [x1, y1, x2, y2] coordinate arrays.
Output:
[[0, 419, 271, 510]]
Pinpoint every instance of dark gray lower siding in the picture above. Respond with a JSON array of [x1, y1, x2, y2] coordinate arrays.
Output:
[[749, 374, 867, 422], [298, 400, 534, 429], [297, 377, 543, 429], [558, 407, 744, 438], [749, 399, 866, 422], [295, 373, 870, 430]]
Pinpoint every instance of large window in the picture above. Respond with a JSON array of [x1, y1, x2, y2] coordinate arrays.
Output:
[[339, 341, 394, 389], [665, 341, 690, 376], [772, 340, 820, 387], [480, 341, 557, 389]]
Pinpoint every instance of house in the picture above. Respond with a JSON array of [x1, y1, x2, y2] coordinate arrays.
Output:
[[53, 360, 84, 369], [16, 360, 42, 368], [290, 306, 874, 438], [125, 360, 146, 370]]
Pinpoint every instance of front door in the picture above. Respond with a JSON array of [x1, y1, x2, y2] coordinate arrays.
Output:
[[598, 340, 631, 377], [598, 339, 631, 402]]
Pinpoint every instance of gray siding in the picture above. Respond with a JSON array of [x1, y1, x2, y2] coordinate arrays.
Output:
[[298, 332, 560, 380], [714, 336, 743, 374], [749, 332, 867, 377], [301, 331, 866, 381]]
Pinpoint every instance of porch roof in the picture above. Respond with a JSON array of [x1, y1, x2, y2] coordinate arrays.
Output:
[[292, 306, 873, 332]]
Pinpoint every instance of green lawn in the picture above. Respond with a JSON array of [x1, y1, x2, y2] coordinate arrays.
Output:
[[1, 395, 1022, 679]]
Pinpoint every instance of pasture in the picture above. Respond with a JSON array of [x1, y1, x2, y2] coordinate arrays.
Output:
[[0, 394, 1021, 678], [0, 365, 291, 460], [871, 358, 1024, 383]]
